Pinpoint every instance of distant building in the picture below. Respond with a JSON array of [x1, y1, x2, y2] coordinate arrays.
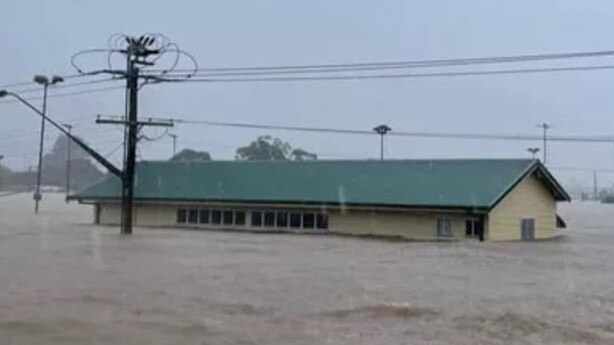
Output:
[[70, 159, 570, 241]]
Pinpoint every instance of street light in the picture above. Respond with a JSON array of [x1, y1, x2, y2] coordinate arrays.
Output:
[[32, 75, 64, 213], [168, 133, 177, 157], [527, 147, 540, 159], [61, 123, 73, 202], [535, 122, 552, 165], [373, 124, 392, 161]]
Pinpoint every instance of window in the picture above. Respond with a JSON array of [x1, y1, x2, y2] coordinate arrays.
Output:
[[188, 209, 198, 224], [199, 209, 210, 224], [211, 210, 222, 225], [264, 212, 275, 227], [276, 212, 288, 227], [223, 211, 233, 225], [235, 211, 246, 226], [316, 214, 329, 230], [251, 211, 263, 227], [176, 209, 187, 223], [302, 213, 315, 228], [437, 217, 453, 237], [465, 219, 483, 237], [290, 212, 302, 228]]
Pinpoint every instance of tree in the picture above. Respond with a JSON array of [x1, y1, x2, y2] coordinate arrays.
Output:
[[235, 135, 317, 161], [170, 149, 212, 161], [41, 134, 104, 190]]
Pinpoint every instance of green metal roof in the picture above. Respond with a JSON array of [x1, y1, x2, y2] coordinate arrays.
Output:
[[71, 159, 569, 209]]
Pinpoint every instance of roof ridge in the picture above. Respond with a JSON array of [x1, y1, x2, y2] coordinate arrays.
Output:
[[140, 158, 536, 164]]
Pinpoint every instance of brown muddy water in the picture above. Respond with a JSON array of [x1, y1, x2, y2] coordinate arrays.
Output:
[[1, 193, 614, 344]]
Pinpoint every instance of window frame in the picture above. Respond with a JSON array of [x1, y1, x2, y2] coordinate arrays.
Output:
[[222, 210, 234, 225], [211, 209, 222, 225], [436, 217, 453, 237], [263, 211, 276, 228], [187, 208, 199, 224], [276, 211, 288, 228], [302, 213, 316, 229], [251, 211, 263, 227], [289, 212, 302, 228], [316, 213, 329, 230], [176, 208, 187, 224], [199, 209, 210, 224], [235, 210, 246, 226]]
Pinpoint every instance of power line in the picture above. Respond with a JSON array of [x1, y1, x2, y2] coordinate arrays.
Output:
[[0, 72, 99, 91], [4, 78, 121, 96], [168, 118, 614, 143], [149, 49, 614, 73], [161, 64, 614, 83], [0, 85, 125, 105]]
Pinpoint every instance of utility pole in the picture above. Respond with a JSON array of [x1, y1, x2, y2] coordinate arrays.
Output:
[[61, 123, 73, 201], [121, 53, 140, 235], [70, 33, 194, 235], [373, 124, 392, 161], [536, 122, 552, 165], [593, 170, 598, 200], [33, 75, 63, 213], [169, 133, 177, 157]]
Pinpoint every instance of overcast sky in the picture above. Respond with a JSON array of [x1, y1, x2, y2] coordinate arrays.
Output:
[[1, 0, 614, 188]]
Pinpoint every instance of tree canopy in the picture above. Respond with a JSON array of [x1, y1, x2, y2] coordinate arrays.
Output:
[[170, 149, 212, 162], [41, 134, 104, 190], [235, 135, 317, 161]]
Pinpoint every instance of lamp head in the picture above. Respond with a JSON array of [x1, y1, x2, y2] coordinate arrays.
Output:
[[33, 75, 49, 85]]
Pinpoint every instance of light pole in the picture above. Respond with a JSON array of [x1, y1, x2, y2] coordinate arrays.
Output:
[[373, 124, 392, 161], [32, 75, 63, 213], [527, 147, 540, 159], [0, 89, 122, 177], [168, 133, 177, 157], [0, 154, 4, 190], [61, 123, 73, 201], [536, 122, 552, 165]]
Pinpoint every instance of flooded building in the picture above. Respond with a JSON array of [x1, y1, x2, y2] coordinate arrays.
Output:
[[70, 159, 570, 241]]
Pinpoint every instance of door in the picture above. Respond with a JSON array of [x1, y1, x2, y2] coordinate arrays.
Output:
[[465, 218, 485, 240], [520, 218, 535, 241]]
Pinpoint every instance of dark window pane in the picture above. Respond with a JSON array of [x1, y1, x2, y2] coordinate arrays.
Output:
[[276, 212, 288, 227], [465, 220, 473, 236], [475, 220, 484, 236], [290, 213, 301, 228], [235, 211, 246, 226], [199, 209, 210, 224], [223, 211, 233, 225], [264, 212, 275, 227], [316, 214, 329, 229], [211, 210, 222, 224], [251, 211, 262, 227], [303, 213, 315, 228], [188, 209, 198, 224], [177, 209, 187, 223]]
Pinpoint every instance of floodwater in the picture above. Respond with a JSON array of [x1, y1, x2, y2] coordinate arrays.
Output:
[[1, 193, 614, 344]]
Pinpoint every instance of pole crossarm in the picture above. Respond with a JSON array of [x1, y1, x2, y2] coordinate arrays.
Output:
[[96, 115, 174, 127]]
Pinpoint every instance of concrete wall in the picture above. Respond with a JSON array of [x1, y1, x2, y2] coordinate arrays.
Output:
[[488, 174, 557, 240], [329, 209, 467, 240]]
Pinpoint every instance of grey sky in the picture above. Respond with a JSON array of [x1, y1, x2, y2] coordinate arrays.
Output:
[[1, 0, 614, 188]]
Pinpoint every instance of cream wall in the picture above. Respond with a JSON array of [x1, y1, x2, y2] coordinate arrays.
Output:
[[98, 203, 178, 227], [99, 202, 121, 225], [488, 174, 557, 241], [94, 202, 474, 240], [329, 209, 467, 240]]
